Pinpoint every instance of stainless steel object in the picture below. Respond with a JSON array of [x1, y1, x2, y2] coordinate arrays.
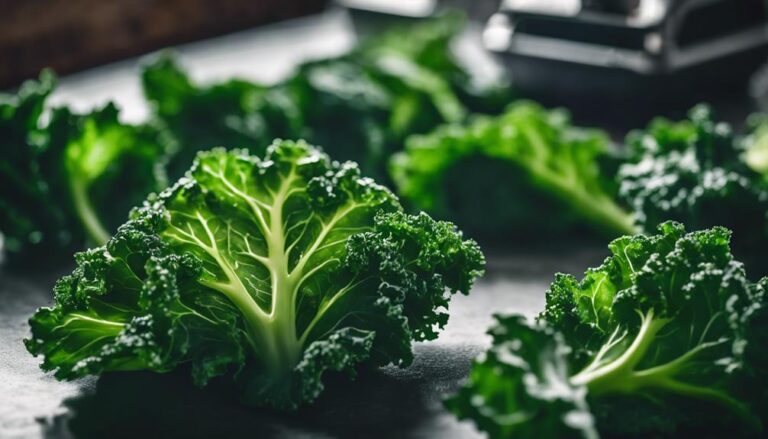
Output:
[[484, 0, 768, 105]]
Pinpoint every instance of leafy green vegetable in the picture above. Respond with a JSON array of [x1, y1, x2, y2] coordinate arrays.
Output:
[[445, 314, 598, 439], [448, 222, 768, 438], [141, 13, 509, 181], [619, 105, 768, 275], [141, 55, 265, 180], [26, 140, 484, 409], [390, 101, 635, 239], [0, 72, 168, 264], [0, 71, 62, 260]]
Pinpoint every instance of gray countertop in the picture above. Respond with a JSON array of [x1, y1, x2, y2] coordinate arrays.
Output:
[[0, 249, 607, 439]]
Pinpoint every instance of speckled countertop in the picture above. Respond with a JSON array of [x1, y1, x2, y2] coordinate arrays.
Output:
[[0, 249, 607, 439]]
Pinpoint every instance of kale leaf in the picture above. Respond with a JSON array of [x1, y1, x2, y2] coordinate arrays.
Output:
[[619, 105, 768, 276], [141, 13, 508, 182], [448, 222, 768, 438], [445, 314, 598, 439], [390, 101, 635, 240], [26, 140, 485, 409], [0, 72, 168, 264]]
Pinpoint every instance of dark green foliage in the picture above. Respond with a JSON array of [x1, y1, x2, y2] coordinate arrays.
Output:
[[391, 101, 635, 240], [448, 222, 768, 438], [0, 72, 168, 264], [445, 315, 598, 439], [141, 55, 265, 180], [0, 71, 65, 260], [27, 141, 484, 409], [141, 14, 509, 181], [619, 105, 768, 275]]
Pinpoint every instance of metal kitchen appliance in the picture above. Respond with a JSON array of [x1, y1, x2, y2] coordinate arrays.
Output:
[[483, 0, 768, 109]]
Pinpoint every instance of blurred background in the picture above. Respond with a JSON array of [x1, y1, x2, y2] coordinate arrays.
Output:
[[3, 0, 767, 122], [0, 0, 327, 87]]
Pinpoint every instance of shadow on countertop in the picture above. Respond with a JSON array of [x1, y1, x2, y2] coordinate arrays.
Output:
[[5, 248, 596, 439], [42, 344, 480, 439]]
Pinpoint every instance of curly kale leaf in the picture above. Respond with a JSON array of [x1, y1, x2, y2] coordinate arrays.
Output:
[[26, 140, 484, 409], [141, 13, 509, 181], [619, 105, 768, 276], [445, 315, 598, 439], [558, 222, 766, 436], [45, 104, 169, 246], [450, 222, 768, 438], [141, 54, 266, 180], [390, 101, 635, 239], [0, 71, 64, 259], [0, 72, 168, 264]]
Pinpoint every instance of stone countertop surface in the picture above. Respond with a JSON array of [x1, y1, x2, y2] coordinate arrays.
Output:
[[0, 248, 607, 439]]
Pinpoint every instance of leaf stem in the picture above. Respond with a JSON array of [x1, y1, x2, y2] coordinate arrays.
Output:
[[519, 126, 637, 236], [70, 177, 110, 246], [571, 309, 667, 390], [569, 311, 755, 425]]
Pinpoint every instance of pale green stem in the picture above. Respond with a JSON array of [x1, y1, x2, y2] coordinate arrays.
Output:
[[571, 309, 667, 390], [520, 126, 638, 236], [70, 177, 110, 246], [569, 311, 754, 424]]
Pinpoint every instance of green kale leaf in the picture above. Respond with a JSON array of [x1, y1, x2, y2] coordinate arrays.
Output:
[[448, 222, 768, 438], [26, 140, 485, 409], [141, 13, 509, 182], [619, 105, 768, 276], [0, 72, 168, 264], [0, 71, 63, 260], [445, 314, 598, 439], [390, 101, 635, 240]]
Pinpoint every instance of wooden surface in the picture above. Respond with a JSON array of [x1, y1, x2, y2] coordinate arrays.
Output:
[[0, 0, 327, 87]]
